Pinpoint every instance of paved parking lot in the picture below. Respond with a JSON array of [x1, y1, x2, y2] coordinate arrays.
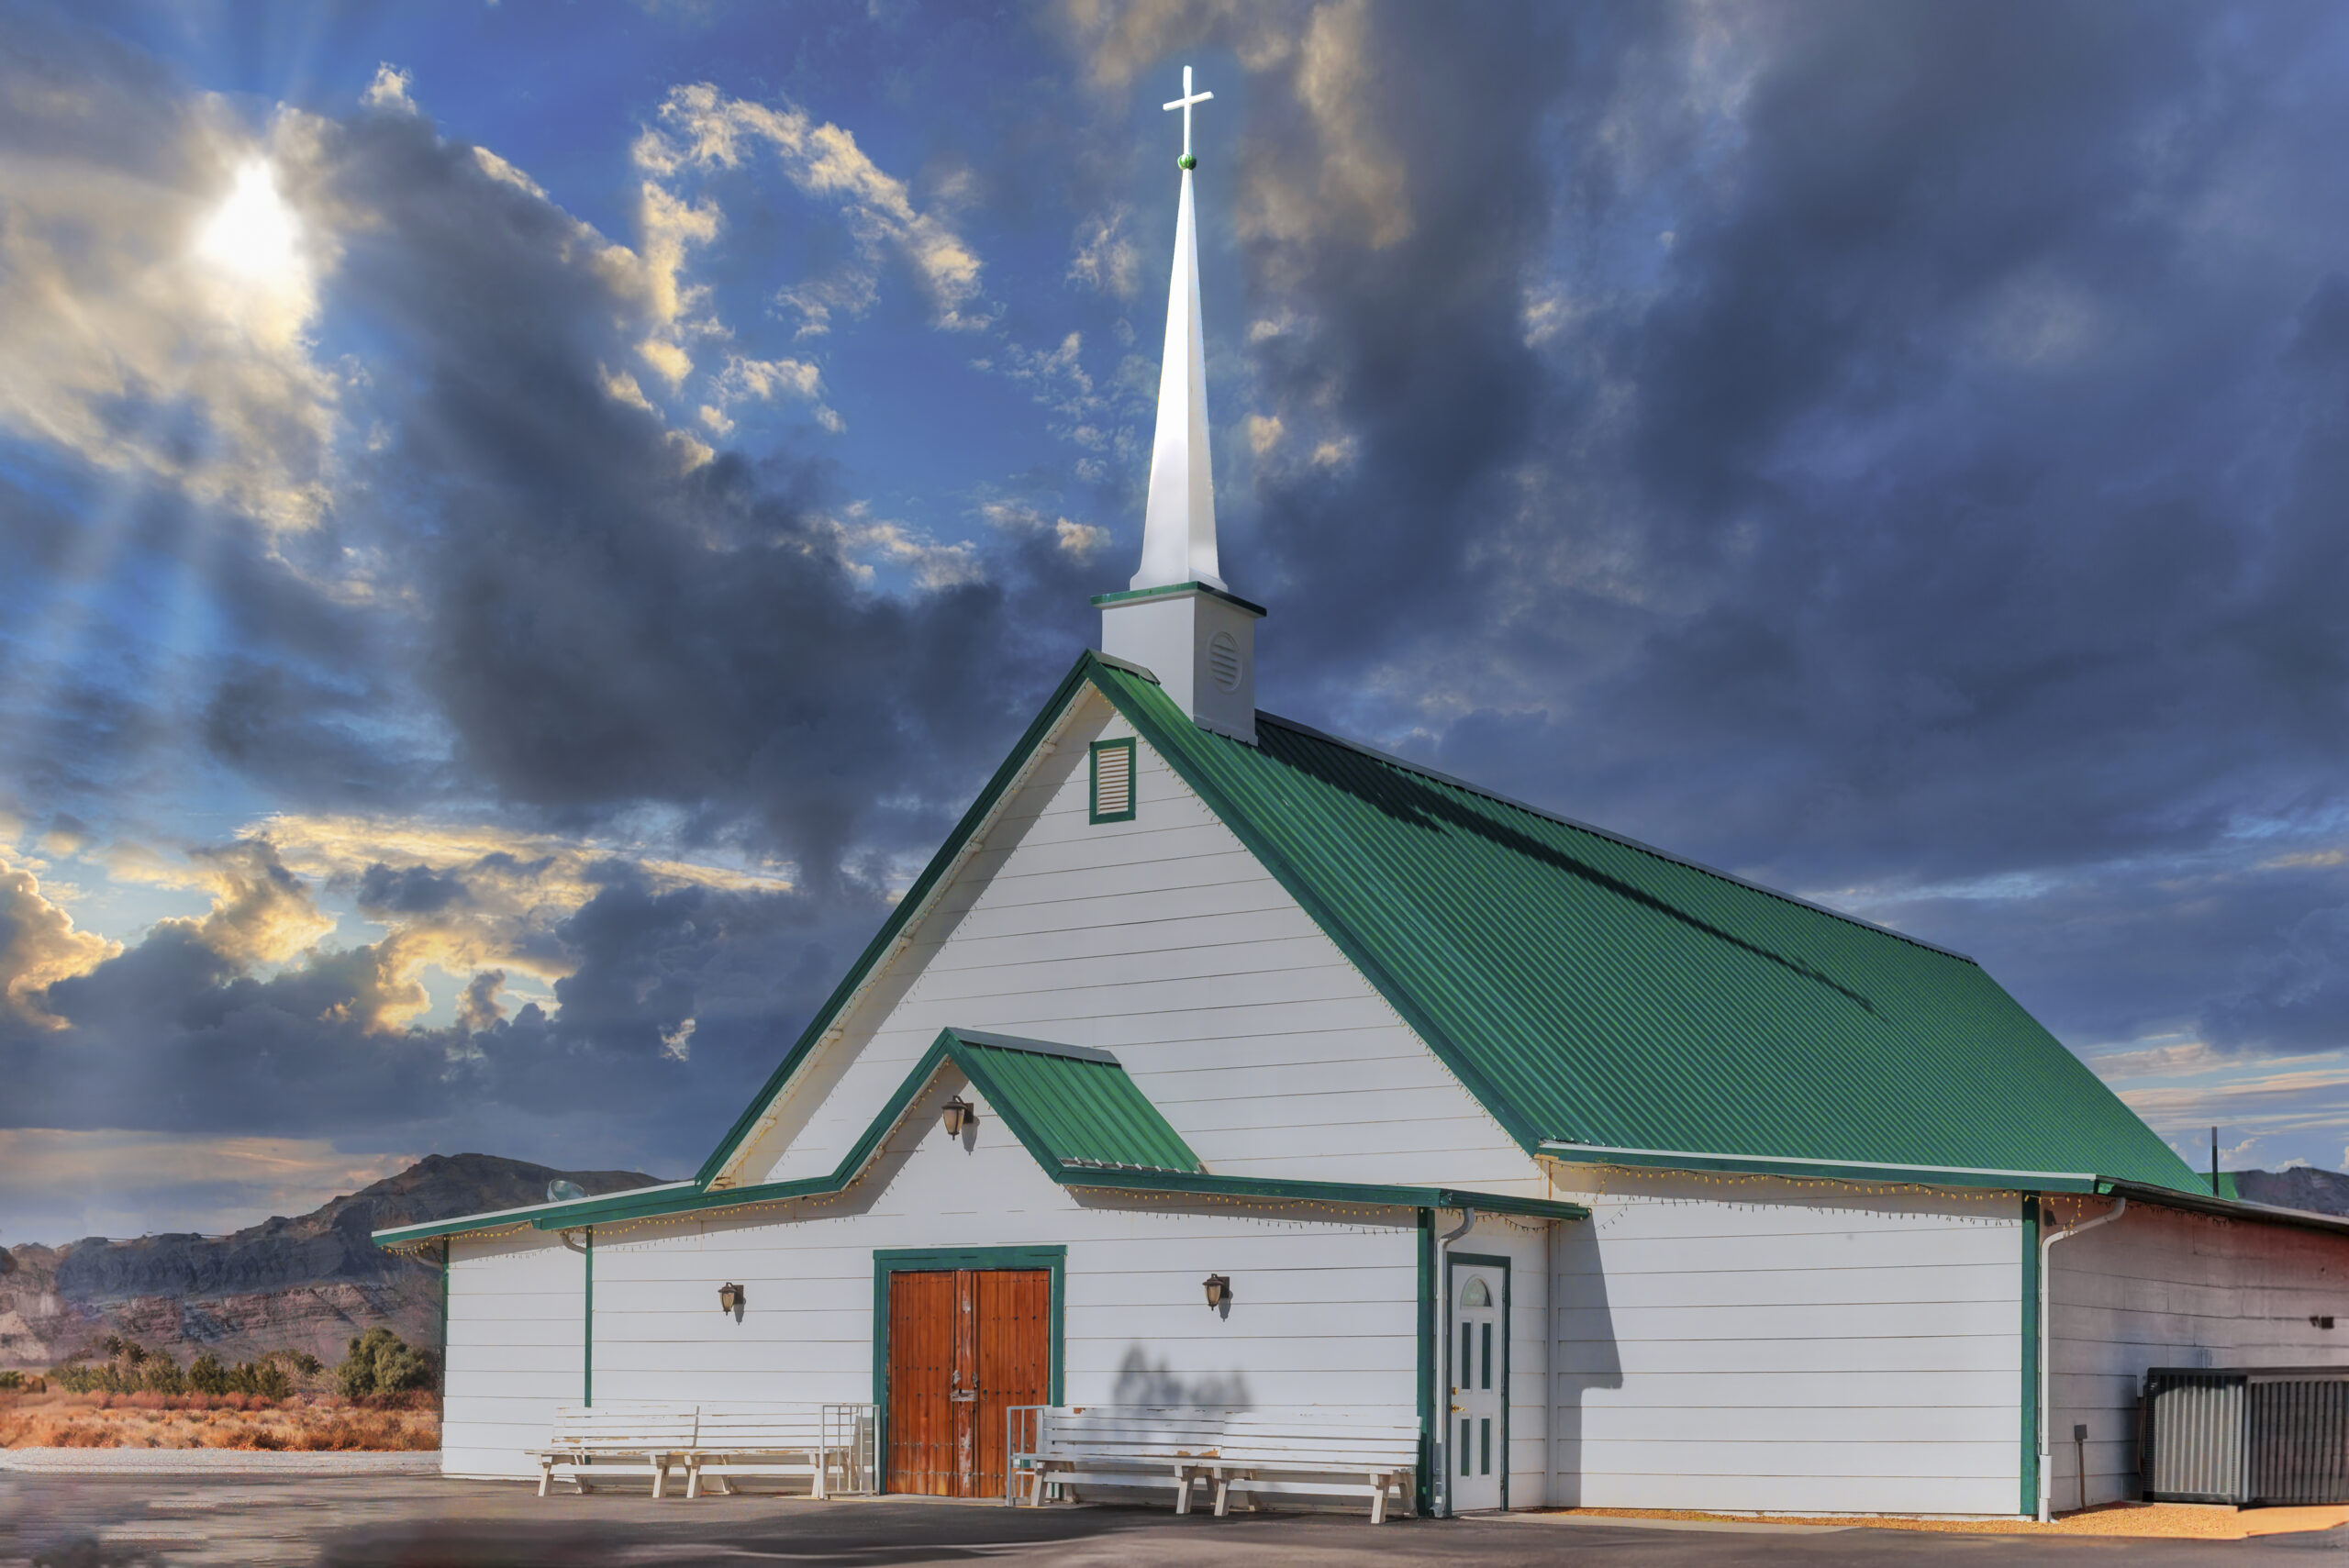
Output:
[[5, 1474, 2347, 1566]]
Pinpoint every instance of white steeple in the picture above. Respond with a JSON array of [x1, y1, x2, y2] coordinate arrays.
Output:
[[1136, 66, 1220, 592], [1097, 65, 1264, 745]]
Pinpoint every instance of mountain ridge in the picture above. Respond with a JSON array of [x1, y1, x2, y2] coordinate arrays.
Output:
[[0, 1153, 660, 1370]]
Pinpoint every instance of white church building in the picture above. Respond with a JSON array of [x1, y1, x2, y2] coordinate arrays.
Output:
[[379, 71, 2349, 1518]]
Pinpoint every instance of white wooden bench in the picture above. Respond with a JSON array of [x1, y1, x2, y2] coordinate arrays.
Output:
[[680, 1404, 827, 1498], [1008, 1405, 1237, 1511], [1009, 1407, 1419, 1521], [533, 1404, 700, 1497], [1207, 1413, 1420, 1524]]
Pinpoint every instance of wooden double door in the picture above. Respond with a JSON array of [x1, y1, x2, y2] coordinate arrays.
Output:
[[885, 1267, 1051, 1496]]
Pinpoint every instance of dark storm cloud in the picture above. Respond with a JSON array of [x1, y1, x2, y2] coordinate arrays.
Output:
[[16, 0, 2349, 1183], [1402, 2, 2349, 896]]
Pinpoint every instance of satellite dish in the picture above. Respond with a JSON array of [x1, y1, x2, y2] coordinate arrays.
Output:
[[546, 1180, 588, 1205]]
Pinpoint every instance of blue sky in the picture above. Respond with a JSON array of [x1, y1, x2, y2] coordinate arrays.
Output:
[[7, 0, 2349, 1240]]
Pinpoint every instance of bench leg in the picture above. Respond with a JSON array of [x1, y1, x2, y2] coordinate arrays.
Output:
[[685, 1458, 700, 1500], [1369, 1473, 1387, 1525], [1214, 1475, 1232, 1518], [1174, 1465, 1192, 1515], [538, 1460, 553, 1498], [651, 1453, 666, 1500]]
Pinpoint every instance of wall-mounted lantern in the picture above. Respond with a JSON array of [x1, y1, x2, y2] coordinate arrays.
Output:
[[1202, 1274, 1230, 1310], [718, 1282, 745, 1314], [942, 1095, 977, 1137]]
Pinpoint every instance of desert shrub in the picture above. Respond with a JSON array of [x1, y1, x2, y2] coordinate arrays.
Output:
[[336, 1329, 436, 1398], [0, 1370, 23, 1391], [186, 1352, 229, 1396]]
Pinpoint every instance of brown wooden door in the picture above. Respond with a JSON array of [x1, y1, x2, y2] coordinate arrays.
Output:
[[886, 1267, 1051, 1496]]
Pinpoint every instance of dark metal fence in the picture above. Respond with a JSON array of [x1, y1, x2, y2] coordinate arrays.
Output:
[[2143, 1367, 2349, 1505]]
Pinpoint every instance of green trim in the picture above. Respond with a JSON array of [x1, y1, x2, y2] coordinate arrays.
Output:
[[1090, 671, 1553, 1158], [2020, 1195, 2040, 1518], [1415, 1209, 1434, 1517], [1447, 1251, 1512, 1514], [1089, 580, 1267, 617], [1087, 737, 1137, 824], [689, 654, 1110, 1190], [871, 1244, 1067, 1493], [583, 1227, 594, 1408], [1541, 1144, 2103, 1195], [373, 1021, 1590, 1246], [439, 1237, 451, 1402]]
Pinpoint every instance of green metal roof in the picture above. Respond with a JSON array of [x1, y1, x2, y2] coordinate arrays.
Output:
[[1085, 660, 2207, 1195], [950, 1030, 1203, 1174]]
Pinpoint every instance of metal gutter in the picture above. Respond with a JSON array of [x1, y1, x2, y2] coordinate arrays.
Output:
[[1541, 1141, 2102, 1194], [370, 1180, 697, 1247], [2099, 1179, 2349, 1238]]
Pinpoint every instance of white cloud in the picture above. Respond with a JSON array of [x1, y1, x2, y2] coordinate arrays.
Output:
[[637, 83, 988, 335], [713, 354, 842, 433], [1069, 206, 1141, 297], [0, 98, 344, 530], [361, 63, 416, 115], [0, 855, 118, 1027]]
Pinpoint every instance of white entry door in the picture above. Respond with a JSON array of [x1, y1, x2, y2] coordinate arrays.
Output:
[[1448, 1257, 1508, 1511]]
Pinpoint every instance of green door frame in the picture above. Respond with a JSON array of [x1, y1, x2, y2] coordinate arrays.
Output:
[[871, 1245, 1067, 1495], [1445, 1251, 1512, 1514]]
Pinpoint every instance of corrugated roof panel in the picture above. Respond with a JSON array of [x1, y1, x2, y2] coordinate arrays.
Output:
[[953, 1034, 1205, 1174], [1090, 662, 2201, 1193]]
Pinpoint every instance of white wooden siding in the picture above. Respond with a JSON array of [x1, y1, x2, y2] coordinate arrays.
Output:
[[439, 1071, 1421, 1479], [1546, 1168, 2025, 1516], [440, 1229, 586, 1479], [2046, 1201, 2349, 1508], [727, 689, 1541, 1194]]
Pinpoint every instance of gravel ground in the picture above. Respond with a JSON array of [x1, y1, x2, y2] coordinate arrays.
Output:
[[1542, 1503, 2349, 1540], [0, 1448, 439, 1477], [3, 1474, 2345, 1568]]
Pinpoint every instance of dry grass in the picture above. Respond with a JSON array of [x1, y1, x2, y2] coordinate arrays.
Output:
[[1540, 1502, 2349, 1540], [0, 1388, 438, 1451]]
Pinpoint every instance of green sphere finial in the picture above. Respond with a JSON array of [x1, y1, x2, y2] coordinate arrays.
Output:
[[1178, 152, 1197, 171]]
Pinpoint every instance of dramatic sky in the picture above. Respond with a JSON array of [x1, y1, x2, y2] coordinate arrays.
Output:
[[7, 1, 2349, 1241]]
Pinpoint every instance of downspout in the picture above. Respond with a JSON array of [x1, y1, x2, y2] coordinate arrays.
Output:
[[561, 1228, 594, 1407], [1435, 1207, 1475, 1517], [2037, 1197, 2126, 1522]]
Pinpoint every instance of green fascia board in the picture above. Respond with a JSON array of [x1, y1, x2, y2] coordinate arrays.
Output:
[[690, 654, 1115, 1190], [1057, 1165, 1589, 1220], [1084, 662, 2205, 1195], [1540, 1143, 2105, 1195], [1090, 580, 1268, 617], [373, 1019, 1587, 1245]]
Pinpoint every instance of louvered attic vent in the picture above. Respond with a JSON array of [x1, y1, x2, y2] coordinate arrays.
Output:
[[1089, 737, 1136, 824]]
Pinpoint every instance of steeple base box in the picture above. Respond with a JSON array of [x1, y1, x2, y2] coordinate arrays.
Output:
[[1096, 581, 1265, 745]]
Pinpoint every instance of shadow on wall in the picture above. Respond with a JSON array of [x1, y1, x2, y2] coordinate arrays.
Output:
[[1550, 1219, 1621, 1507], [1112, 1349, 1251, 1408]]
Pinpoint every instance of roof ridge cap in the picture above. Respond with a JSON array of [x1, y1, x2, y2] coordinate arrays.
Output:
[[1250, 708, 1977, 967]]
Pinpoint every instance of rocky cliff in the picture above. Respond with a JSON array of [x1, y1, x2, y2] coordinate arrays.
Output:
[[2232, 1166, 2349, 1217], [0, 1153, 660, 1370]]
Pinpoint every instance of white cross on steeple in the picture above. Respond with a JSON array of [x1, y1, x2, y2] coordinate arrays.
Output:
[[1163, 65, 1212, 161]]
